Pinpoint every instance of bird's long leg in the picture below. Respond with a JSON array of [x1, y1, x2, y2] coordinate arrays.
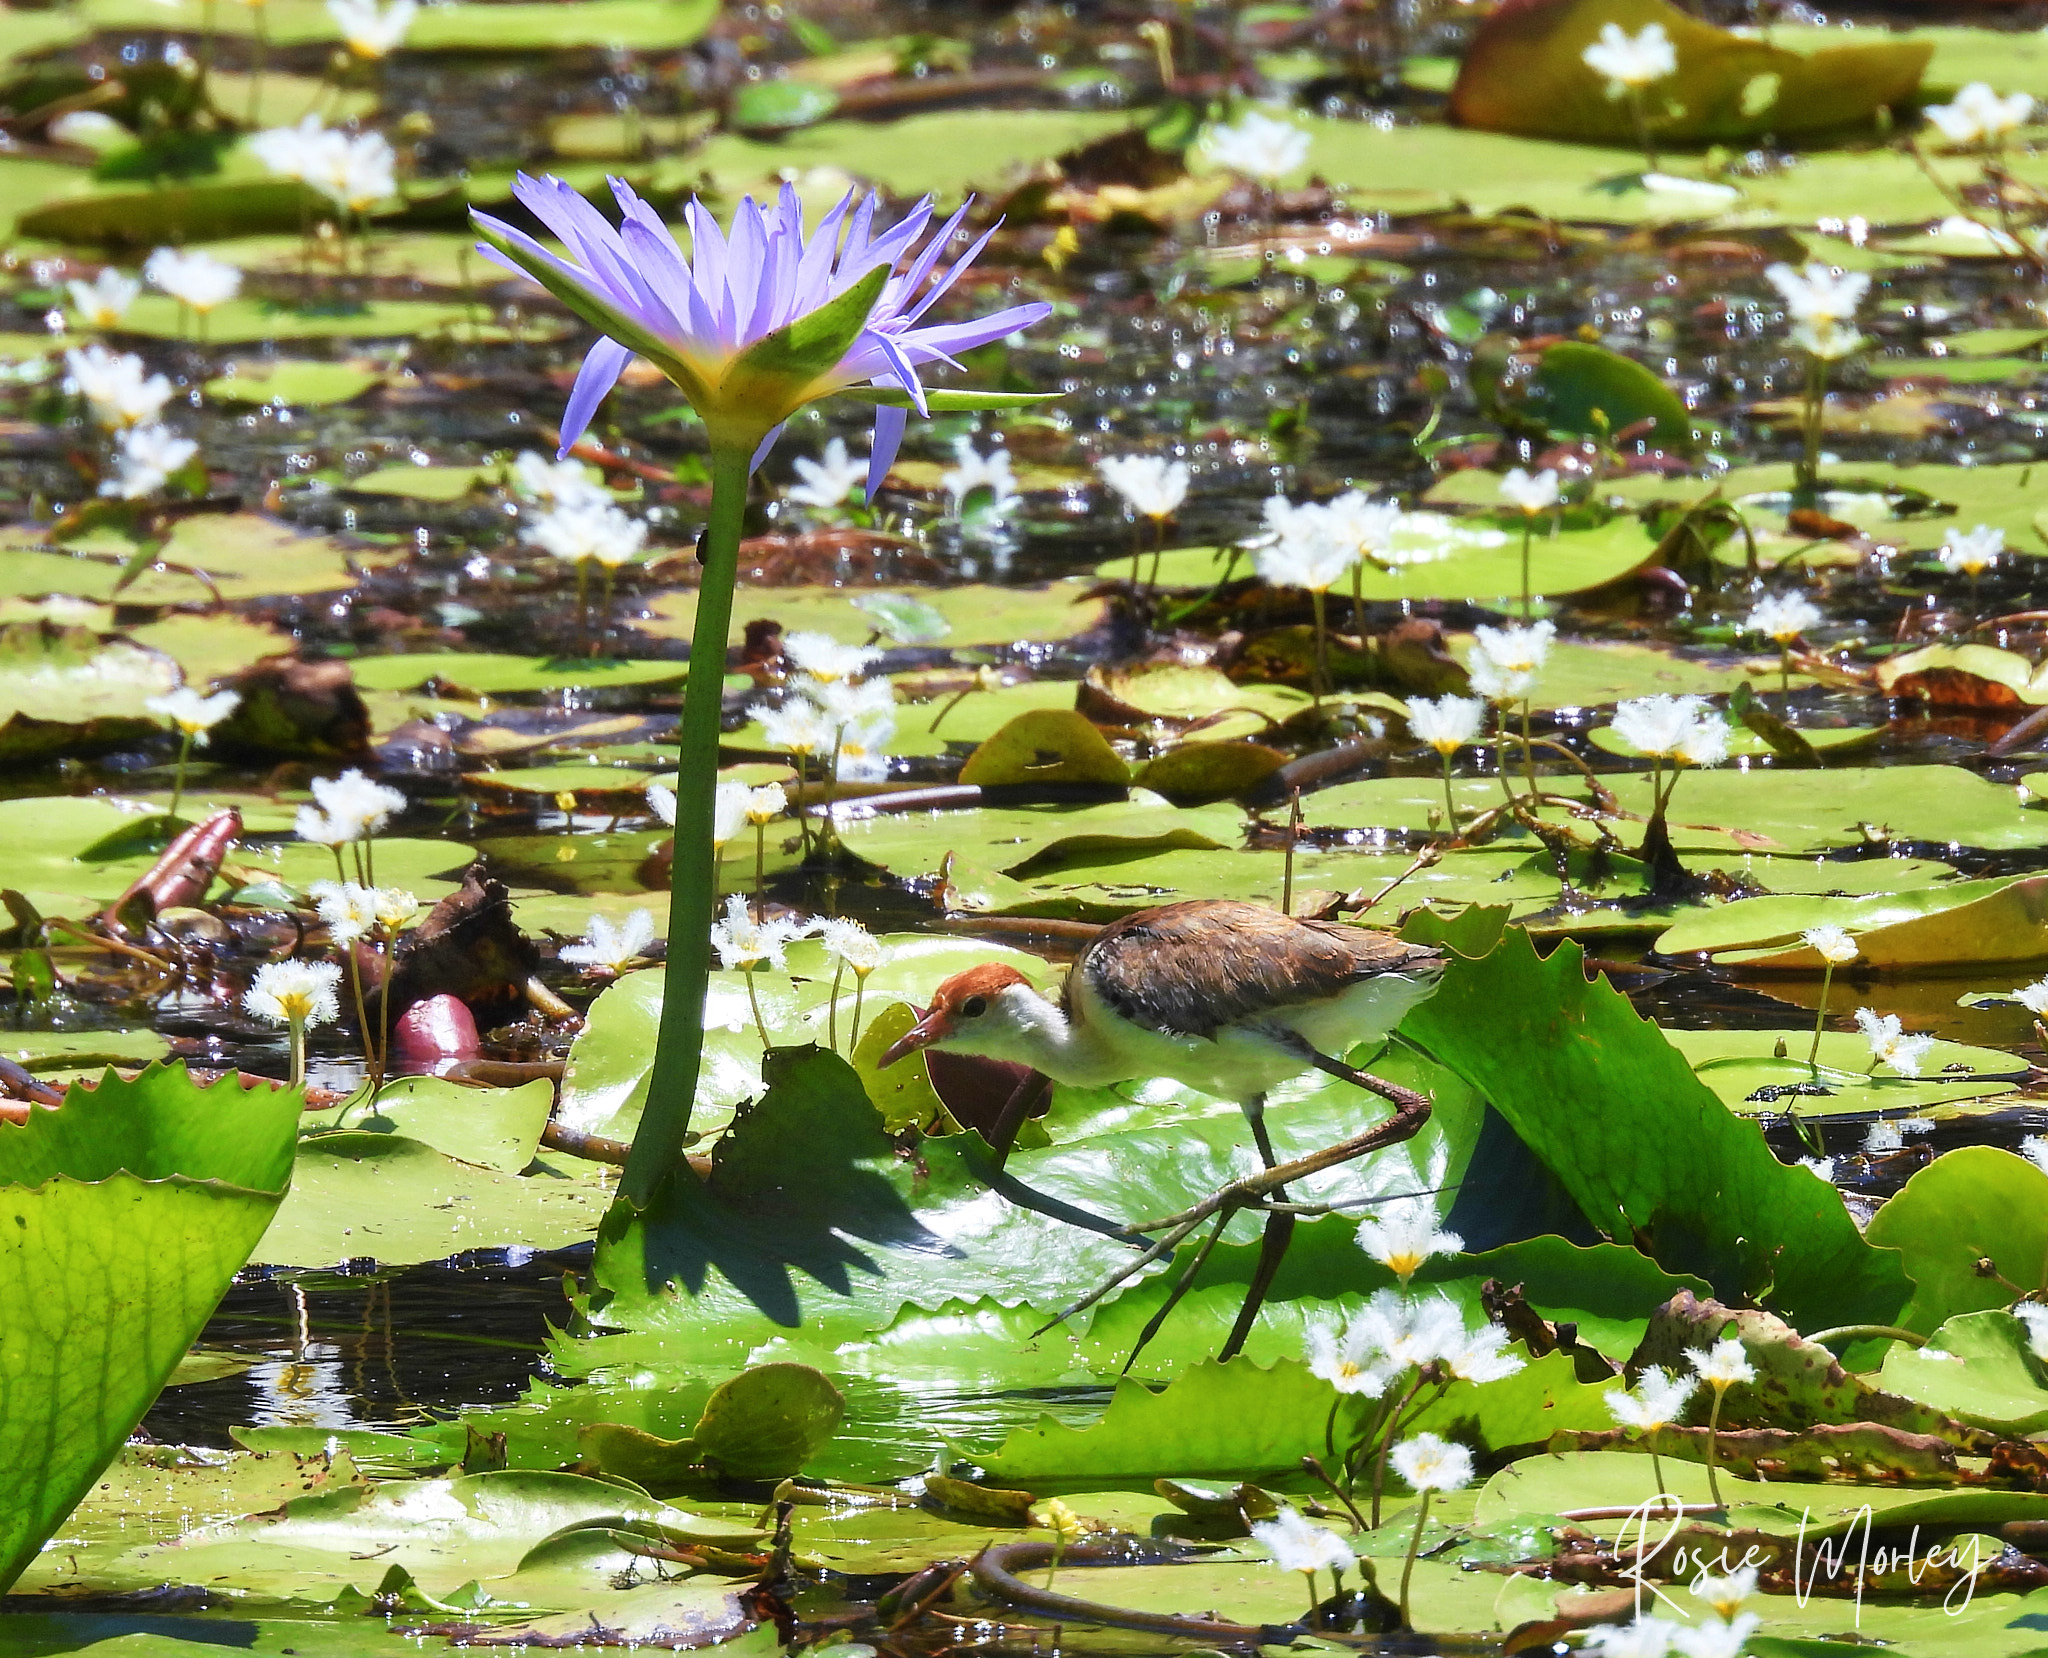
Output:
[[961, 1068, 1145, 1243], [1120, 1209, 1229, 1375], [1219, 1091, 1292, 1364], [1029, 1214, 1210, 1338]]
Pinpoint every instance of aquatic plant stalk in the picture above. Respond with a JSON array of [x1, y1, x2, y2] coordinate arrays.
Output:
[[1806, 960, 1838, 1068], [1627, 86, 1659, 175], [1797, 355, 1828, 500], [1397, 1489, 1431, 1628], [167, 731, 194, 824], [1703, 1383, 1729, 1507]]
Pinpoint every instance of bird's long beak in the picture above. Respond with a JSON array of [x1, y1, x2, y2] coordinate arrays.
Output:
[[879, 1004, 949, 1069]]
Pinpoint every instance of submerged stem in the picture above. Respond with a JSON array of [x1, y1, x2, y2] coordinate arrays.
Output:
[[624, 442, 753, 1207], [169, 730, 193, 824]]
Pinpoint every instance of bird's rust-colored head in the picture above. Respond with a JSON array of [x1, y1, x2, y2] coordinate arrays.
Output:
[[879, 963, 1036, 1067]]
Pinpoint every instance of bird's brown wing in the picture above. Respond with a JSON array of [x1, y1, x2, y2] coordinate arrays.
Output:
[[1076, 900, 1441, 1040]]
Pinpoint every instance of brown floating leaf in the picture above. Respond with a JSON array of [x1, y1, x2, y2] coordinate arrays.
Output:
[[1450, 0, 1931, 146]]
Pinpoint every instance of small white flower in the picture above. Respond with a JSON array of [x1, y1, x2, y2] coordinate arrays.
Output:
[[1790, 316, 1863, 362], [244, 959, 343, 1028], [1798, 1155, 1837, 1181], [712, 778, 750, 847], [1255, 501, 1361, 593], [1744, 592, 1821, 645], [527, 500, 646, 569], [786, 437, 868, 510], [310, 879, 379, 946], [306, 130, 399, 212], [102, 422, 198, 499], [1443, 1322, 1526, 1384], [143, 246, 242, 313], [511, 451, 608, 510], [309, 769, 406, 842], [1198, 107, 1311, 183], [1582, 22, 1676, 93], [1498, 467, 1561, 515], [64, 344, 172, 429], [815, 676, 897, 727], [250, 115, 336, 182], [783, 631, 882, 684], [48, 110, 124, 148], [1690, 1565, 1757, 1621], [743, 782, 787, 825], [1855, 1007, 1935, 1078], [1605, 1364, 1697, 1432], [832, 714, 896, 781], [2013, 980, 2048, 1017], [294, 806, 347, 848], [1407, 694, 1486, 756], [1803, 924, 1859, 966], [1673, 714, 1730, 769], [1324, 492, 1405, 559], [1862, 1119, 1906, 1155], [1098, 454, 1191, 521], [1468, 620, 1555, 702], [1612, 693, 1709, 759], [67, 268, 139, 330], [1350, 1287, 1465, 1370], [1672, 1614, 1762, 1658], [709, 893, 804, 972], [1388, 1432, 1474, 1493], [371, 886, 420, 930], [1766, 262, 1869, 327], [1306, 1320, 1396, 1398], [1686, 1336, 1756, 1391], [2013, 1302, 2048, 1359], [646, 781, 676, 826], [1925, 82, 2034, 148], [145, 686, 239, 744], [1249, 1506, 1356, 1576], [327, 0, 416, 57], [940, 438, 1020, 517], [1940, 524, 2003, 578], [560, 909, 658, 973], [1356, 1203, 1462, 1283], [753, 696, 834, 758], [1582, 1618, 1682, 1658], [816, 915, 885, 975]]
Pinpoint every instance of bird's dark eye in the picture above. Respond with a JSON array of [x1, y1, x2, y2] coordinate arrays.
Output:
[[960, 996, 988, 1018]]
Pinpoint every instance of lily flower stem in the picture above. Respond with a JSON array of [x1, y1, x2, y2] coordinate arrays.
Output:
[[1351, 560, 1365, 637], [1147, 515, 1167, 594], [362, 829, 377, 891], [1807, 962, 1837, 1069], [1648, 1433, 1671, 1511], [374, 929, 392, 1095], [1397, 1490, 1432, 1630], [1520, 699, 1536, 796], [851, 974, 867, 1053], [629, 442, 752, 1205], [754, 822, 767, 893], [168, 731, 193, 824], [1370, 1371, 1429, 1528], [1310, 588, 1330, 707], [1439, 752, 1459, 835], [1704, 1383, 1729, 1509], [1798, 354, 1828, 501], [345, 948, 373, 1079], [744, 966, 769, 1049], [1780, 644, 1793, 702], [829, 960, 845, 1051], [598, 566, 616, 661], [1519, 517, 1534, 621], [574, 558, 590, 659], [287, 1016, 307, 1092], [1626, 85, 1658, 175]]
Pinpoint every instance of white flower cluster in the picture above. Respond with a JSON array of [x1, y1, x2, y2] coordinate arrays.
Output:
[[1255, 492, 1403, 593], [1940, 524, 2003, 578], [1467, 619, 1555, 703], [1581, 1564, 1760, 1658], [327, 0, 415, 57], [144, 246, 241, 314], [1582, 22, 1676, 94], [1767, 261, 1868, 363], [1854, 1007, 1935, 1078], [1199, 108, 1311, 183], [103, 422, 198, 499], [1098, 453, 1191, 522], [1407, 694, 1487, 756], [65, 344, 172, 429], [295, 769, 407, 846], [787, 437, 870, 512], [750, 632, 896, 783], [310, 879, 420, 945], [251, 116, 399, 213], [67, 268, 139, 330], [1742, 592, 1820, 646], [244, 959, 343, 1029], [1925, 82, 2034, 148], [940, 438, 1020, 520], [1611, 694, 1730, 769], [145, 687, 239, 744]]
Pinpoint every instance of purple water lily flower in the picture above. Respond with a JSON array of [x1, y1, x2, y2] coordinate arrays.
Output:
[[473, 174, 1050, 493]]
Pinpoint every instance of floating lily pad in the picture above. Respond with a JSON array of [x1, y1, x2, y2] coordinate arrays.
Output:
[[1866, 1147, 2048, 1332], [1665, 1028, 2027, 1117], [643, 582, 1110, 652], [1654, 874, 2048, 970], [253, 1132, 614, 1269], [75, 0, 719, 50], [1878, 1311, 2048, 1435], [304, 1077, 555, 1175], [349, 652, 687, 698], [203, 360, 384, 407], [1587, 721, 1880, 761]]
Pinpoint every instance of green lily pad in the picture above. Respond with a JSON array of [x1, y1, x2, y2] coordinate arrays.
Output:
[[1654, 874, 2048, 970], [0, 1065, 299, 1593], [1866, 1148, 2048, 1333], [304, 1077, 554, 1175], [203, 360, 384, 407], [1879, 1311, 2048, 1435], [350, 651, 689, 698], [838, 798, 1242, 883], [644, 581, 1111, 652], [75, 0, 718, 50], [252, 1133, 614, 1269], [1665, 1029, 2028, 1117], [1587, 722, 1880, 761]]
